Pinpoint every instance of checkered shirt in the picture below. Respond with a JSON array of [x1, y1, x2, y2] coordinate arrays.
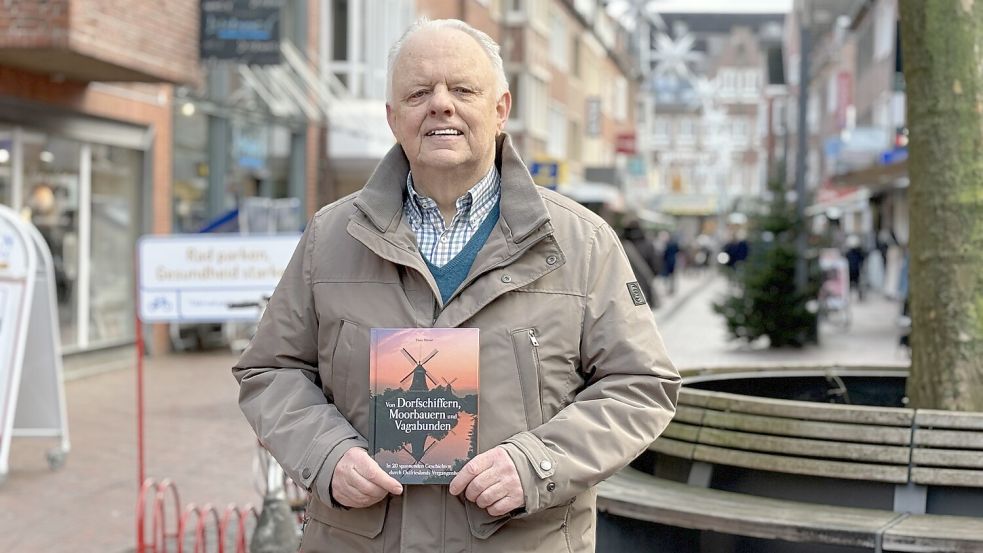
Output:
[[403, 166, 501, 268]]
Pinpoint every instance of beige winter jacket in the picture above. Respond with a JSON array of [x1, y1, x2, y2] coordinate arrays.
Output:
[[233, 134, 680, 553]]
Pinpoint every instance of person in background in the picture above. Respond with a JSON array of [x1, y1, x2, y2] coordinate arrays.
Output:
[[844, 234, 866, 301]]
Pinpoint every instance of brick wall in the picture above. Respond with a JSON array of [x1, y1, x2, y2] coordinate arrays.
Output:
[[0, 0, 198, 83]]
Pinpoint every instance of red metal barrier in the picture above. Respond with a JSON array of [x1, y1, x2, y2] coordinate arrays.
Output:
[[219, 504, 257, 553], [137, 478, 257, 553]]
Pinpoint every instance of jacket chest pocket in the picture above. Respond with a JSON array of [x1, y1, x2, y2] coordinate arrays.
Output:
[[510, 326, 580, 429], [510, 327, 545, 429], [330, 319, 371, 435]]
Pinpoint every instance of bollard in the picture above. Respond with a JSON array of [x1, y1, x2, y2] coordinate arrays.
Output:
[[250, 449, 301, 553]]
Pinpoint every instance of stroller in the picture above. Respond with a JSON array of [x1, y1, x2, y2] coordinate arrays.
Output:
[[818, 249, 851, 328]]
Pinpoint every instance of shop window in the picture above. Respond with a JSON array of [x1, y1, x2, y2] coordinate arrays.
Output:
[[89, 144, 140, 345], [0, 126, 11, 205], [21, 133, 82, 349]]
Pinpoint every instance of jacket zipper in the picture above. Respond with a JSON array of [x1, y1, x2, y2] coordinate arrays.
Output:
[[528, 329, 539, 347]]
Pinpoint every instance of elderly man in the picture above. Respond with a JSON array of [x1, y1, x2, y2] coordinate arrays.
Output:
[[234, 18, 679, 553]]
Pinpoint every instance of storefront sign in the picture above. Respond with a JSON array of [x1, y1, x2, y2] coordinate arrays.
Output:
[[529, 159, 565, 189], [0, 205, 70, 482], [138, 234, 300, 322], [616, 132, 637, 155], [200, 0, 283, 65]]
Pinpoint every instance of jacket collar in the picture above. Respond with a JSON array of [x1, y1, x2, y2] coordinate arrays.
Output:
[[352, 133, 550, 245]]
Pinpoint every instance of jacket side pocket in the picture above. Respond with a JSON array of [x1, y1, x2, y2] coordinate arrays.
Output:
[[331, 320, 358, 412], [510, 327, 544, 429], [307, 493, 389, 539]]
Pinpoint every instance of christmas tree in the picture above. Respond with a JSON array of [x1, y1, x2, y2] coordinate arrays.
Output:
[[713, 180, 817, 348]]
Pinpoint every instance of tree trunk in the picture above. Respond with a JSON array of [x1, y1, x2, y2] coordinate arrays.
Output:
[[900, 0, 983, 410]]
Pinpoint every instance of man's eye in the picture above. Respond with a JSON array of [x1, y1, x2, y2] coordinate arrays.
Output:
[[453, 87, 474, 94], [409, 90, 428, 99]]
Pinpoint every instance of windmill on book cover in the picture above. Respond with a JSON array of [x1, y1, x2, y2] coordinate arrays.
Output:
[[400, 348, 439, 392]]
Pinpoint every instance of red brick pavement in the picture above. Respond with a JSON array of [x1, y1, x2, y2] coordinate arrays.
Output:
[[0, 351, 257, 553]]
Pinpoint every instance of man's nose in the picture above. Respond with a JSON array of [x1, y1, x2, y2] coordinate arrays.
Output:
[[429, 87, 455, 116]]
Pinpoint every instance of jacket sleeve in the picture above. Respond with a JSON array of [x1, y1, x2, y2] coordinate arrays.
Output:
[[501, 223, 681, 515], [232, 220, 365, 505]]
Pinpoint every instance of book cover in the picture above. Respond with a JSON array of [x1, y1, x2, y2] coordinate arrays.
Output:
[[370, 327, 479, 485]]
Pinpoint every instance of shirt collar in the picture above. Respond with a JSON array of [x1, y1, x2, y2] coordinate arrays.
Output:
[[405, 166, 500, 229]]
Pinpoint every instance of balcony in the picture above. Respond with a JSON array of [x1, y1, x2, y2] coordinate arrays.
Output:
[[0, 0, 198, 83]]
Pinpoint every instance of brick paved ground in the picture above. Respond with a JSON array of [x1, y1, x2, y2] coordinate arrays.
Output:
[[655, 272, 909, 369], [0, 351, 256, 553], [0, 271, 908, 552]]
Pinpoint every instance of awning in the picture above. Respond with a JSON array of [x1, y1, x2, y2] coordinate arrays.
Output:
[[806, 187, 870, 217], [830, 159, 908, 192]]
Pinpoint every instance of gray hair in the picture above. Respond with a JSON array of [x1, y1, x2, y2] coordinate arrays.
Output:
[[386, 18, 509, 104]]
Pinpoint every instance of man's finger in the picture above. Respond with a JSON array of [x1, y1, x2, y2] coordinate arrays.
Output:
[[486, 494, 521, 517], [347, 466, 389, 498], [474, 482, 507, 509], [464, 467, 500, 503], [357, 456, 404, 495], [449, 451, 492, 495]]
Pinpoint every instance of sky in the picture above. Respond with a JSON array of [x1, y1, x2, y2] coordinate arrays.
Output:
[[646, 0, 792, 13]]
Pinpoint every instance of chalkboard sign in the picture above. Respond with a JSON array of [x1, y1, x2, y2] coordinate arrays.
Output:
[[200, 0, 283, 65]]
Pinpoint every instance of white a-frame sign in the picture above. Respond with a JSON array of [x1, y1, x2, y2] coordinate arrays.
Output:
[[0, 204, 70, 485]]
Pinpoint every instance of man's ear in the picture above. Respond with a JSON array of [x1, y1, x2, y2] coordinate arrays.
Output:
[[386, 103, 398, 139], [496, 91, 512, 131]]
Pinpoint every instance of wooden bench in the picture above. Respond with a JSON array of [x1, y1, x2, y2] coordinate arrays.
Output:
[[597, 468, 983, 552], [658, 384, 915, 489], [596, 366, 983, 552]]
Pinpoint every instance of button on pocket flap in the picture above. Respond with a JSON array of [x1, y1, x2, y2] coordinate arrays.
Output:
[[307, 495, 389, 539]]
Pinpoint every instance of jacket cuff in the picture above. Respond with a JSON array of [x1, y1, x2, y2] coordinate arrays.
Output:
[[312, 437, 368, 509], [501, 431, 557, 516]]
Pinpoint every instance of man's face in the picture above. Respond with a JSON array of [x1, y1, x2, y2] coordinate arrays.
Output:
[[387, 28, 511, 178]]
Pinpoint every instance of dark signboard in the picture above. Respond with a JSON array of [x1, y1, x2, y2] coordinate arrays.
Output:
[[200, 0, 283, 65]]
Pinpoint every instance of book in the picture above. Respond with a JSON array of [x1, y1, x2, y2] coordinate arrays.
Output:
[[369, 327, 479, 485]]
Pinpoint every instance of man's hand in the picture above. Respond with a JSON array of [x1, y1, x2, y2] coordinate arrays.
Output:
[[331, 448, 403, 508], [449, 446, 525, 516]]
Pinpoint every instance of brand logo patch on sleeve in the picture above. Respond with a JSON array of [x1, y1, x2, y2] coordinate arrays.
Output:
[[626, 281, 647, 306]]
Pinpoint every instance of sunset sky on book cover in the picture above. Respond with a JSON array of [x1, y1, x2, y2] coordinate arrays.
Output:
[[370, 327, 479, 485]]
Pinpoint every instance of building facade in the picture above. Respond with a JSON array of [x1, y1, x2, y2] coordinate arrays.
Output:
[[0, 0, 199, 356], [0, 0, 327, 361], [644, 12, 785, 240]]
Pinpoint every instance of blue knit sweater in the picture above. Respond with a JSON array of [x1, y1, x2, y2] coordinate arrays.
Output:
[[424, 202, 501, 305]]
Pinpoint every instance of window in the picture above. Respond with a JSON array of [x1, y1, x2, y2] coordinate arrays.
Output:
[[874, 2, 895, 61], [743, 70, 759, 93], [718, 69, 736, 96], [549, 13, 568, 70], [89, 144, 141, 344], [529, 76, 548, 135], [331, 0, 348, 61], [733, 119, 749, 145], [22, 132, 83, 348], [571, 36, 581, 78], [0, 126, 11, 205], [614, 76, 628, 121], [678, 118, 695, 142], [508, 72, 522, 119], [807, 96, 819, 133], [568, 120, 582, 160], [653, 118, 670, 143], [547, 105, 567, 158]]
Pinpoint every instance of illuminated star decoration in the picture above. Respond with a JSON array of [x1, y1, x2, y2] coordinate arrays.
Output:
[[650, 31, 703, 78]]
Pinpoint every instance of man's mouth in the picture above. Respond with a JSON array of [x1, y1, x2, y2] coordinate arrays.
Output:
[[426, 128, 463, 137]]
